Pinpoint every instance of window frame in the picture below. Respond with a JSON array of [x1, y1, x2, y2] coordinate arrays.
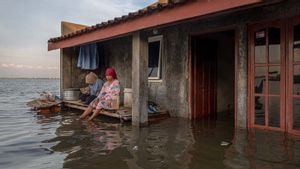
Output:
[[148, 35, 163, 80], [248, 20, 286, 132]]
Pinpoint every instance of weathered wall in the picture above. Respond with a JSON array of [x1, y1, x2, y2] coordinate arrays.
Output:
[[61, 47, 88, 91], [146, 26, 189, 118], [61, 48, 72, 92], [101, 36, 132, 89]]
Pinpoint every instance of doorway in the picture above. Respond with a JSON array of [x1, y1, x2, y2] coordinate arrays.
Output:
[[190, 30, 236, 122]]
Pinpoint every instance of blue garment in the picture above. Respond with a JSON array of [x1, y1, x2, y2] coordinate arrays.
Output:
[[89, 79, 104, 96], [77, 43, 99, 70]]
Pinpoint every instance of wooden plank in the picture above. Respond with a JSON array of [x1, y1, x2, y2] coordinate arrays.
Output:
[[63, 101, 131, 120], [63, 100, 169, 122], [64, 103, 86, 111], [64, 100, 88, 107]]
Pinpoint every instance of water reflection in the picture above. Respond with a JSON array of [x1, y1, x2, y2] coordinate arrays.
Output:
[[41, 110, 300, 169], [254, 29, 266, 64], [268, 66, 280, 95], [293, 24, 300, 130], [225, 129, 300, 169], [268, 27, 281, 64]]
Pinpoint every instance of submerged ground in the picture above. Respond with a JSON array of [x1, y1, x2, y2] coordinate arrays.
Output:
[[0, 79, 299, 169]]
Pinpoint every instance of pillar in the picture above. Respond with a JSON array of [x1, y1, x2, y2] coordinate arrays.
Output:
[[236, 24, 248, 128], [132, 31, 148, 126]]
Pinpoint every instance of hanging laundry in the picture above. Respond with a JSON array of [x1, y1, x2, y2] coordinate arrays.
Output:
[[77, 43, 99, 70]]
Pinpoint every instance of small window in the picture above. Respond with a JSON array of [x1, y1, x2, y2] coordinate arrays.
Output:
[[148, 35, 162, 80]]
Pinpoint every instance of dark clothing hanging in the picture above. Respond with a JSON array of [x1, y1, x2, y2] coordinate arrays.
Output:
[[77, 43, 99, 70]]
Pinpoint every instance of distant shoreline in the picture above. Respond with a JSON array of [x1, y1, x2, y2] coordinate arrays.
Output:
[[0, 78, 60, 80]]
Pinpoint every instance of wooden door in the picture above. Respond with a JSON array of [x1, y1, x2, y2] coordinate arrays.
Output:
[[191, 37, 218, 119], [249, 21, 286, 131]]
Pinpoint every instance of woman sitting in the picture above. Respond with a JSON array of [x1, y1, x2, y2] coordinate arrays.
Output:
[[79, 68, 120, 121], [79, 72, 104, 105]]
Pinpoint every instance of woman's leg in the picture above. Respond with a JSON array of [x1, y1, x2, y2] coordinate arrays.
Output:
[[79, 106, 93, 119], [88, 109, 101, 121]]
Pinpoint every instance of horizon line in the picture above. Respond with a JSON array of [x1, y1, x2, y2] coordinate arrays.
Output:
[[0, 77, 60, 79]]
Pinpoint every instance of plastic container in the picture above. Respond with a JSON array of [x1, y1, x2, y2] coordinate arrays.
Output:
[[124, 88, 132, 108], [111, 96, 120, 109]]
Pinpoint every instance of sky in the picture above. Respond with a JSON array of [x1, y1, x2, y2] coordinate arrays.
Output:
[[0, 0, 156, 78]]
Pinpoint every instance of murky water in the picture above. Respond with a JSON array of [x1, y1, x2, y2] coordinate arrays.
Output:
[[0, 79, 300, 169]]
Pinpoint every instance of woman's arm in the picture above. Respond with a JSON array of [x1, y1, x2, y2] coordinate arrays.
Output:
[[97, 83, 106, 99], [110, 82, 120, 96], [105, 81, 120, 100]]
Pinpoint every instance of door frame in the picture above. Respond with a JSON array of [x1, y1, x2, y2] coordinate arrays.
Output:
[[188, 26, 238, 126]]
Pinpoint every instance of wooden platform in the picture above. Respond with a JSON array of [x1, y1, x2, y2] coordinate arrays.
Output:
[[63, 100, 170, 123]]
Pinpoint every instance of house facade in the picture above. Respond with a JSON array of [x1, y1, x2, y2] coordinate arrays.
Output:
[[48, 0, 300, 135]]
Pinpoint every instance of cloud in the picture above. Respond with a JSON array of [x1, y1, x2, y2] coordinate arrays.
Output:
[[46, 66, 58, 70], [1, 64, 9, 67], [1, 63, 58, 70], [0, 63, 59, 78], [0, 0, 156, 78]]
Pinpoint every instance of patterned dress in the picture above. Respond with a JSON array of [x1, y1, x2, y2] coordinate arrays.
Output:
[[90, 80, 120, 110]]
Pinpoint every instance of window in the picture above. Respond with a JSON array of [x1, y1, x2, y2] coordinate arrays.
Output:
[[148, 35, 163, 80], [250, 24, 283, 129]]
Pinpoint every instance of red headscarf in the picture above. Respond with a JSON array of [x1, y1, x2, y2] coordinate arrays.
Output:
[[105, 68, 117, 79]]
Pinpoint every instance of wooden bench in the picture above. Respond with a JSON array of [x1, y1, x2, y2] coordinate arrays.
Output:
[[63, 100, 170, 123]]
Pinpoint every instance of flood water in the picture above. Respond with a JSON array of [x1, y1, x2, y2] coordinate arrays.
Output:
[[0, 79, 300, 169]]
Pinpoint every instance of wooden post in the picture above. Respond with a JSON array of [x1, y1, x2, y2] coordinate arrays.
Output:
[[132, 31, 148, 126]]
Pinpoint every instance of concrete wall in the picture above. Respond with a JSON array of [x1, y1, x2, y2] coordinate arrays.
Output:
[[101, 36, 132, 89], [146, 26, 189, 118]]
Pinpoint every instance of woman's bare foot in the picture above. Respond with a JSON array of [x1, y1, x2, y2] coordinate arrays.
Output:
[[79, 115, 85, 119], [78, 115, 89, 120], [79, 106, 93, 120], [88, 110, 101, 121]]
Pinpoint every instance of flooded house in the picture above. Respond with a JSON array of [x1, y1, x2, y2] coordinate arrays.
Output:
[[48, 0, 300, 136]]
